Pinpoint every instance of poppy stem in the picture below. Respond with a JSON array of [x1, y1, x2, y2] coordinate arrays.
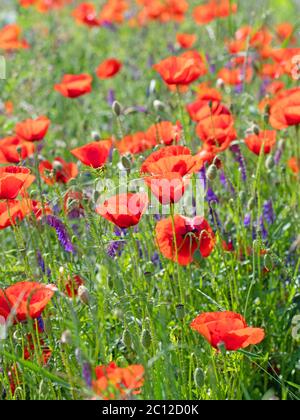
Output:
[[176, 87, 191, 148]]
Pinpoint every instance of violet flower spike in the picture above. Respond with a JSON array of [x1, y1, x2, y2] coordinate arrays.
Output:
[[45, 215, 75, 254]]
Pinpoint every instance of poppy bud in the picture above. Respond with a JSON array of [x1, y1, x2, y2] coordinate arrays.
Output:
[[112, 101, 122, 116], [253, 239, 261, 252], [61, 329, 72, 345], [247, 197, 255, 210], [194, 367, 205, 388], [53, 160, 63, 172], [252, 125, 260, 135], [206, 164, 218, 181], [208, 100, 213, 109], [265, 155, 274, 170], [121, 155, 131, 170], [78, 285, 89, 305], [141, 329, 152, 349], [263, 113, 269, 124], [216, 78, 224, 89], [239, 191, 246, 201], [122, 329, 132, 348], [149, 79, 156, 95], [153, 100, 166, 112], [91, 131, 101, 141], [176, 304, 185, 321]]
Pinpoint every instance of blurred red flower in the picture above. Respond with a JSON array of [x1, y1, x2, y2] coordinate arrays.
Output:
[[55, 74, 93, 98], [96, 58, 122, 79]]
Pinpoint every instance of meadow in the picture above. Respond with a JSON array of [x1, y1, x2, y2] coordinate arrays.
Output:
[[0, 0, 300, 401]]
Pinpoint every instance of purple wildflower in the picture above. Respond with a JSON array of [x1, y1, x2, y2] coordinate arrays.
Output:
[[198, 166, 207, 190], [107, 240, 125, 259], [244, 213, 251, 227], [82, 362, 92, 388], [230, 144, 247, 181], [37, 251, 51, 277], [107, 89, 115, 106], [220, 171, 235, 195], [46, 215, 75, 254], [263, 200, 274, 224], [206, 188, 219, 204], [37, 316, 45, 333]]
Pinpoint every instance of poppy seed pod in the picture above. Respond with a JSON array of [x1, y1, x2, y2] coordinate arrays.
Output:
[[78, 285, 89, 305], [52, 160, 63, 172], [207, 164, 218, 181], [176, 304, 185, 321], [91, 131, 101, 141], [61, 329, 72, 345], [194, 367, 205, 388], [265, 155, 275, 170], [252, 125, 260, 136], [112, 101, 122, 117], [121, 155, 131, 170], [153, 100, 166, 112], [247, 197, 255, 210], [122, 329, 132, 348], [141, 329, 152, 349]]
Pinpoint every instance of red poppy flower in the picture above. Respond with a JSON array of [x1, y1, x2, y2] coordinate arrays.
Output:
[[96, 58, 122, 79], [0, 200, 30, 230], [193, 0, 237, 25], [96, 193, 148, 228], [98, 0, 128, 24], [190, 311, 265, 351], [244, 130, 276, 155], [217, 66, 253, 85], [55, 74, 93, 98], [276, 22, 295, 42], [153, 55, 203, 86], [176, 33, 197, 49], [15, 116, 50, 142], [195, 82, 222, 102], [269, 87, 300, 130], [65, 275, 84, 298], [73, 3, 101, 27], [196, 114, 237, 151], [145, 173, 190, 205], [187, 99, 230, 122], [0, 24, 29, 50], [0, 281, 55, 322], [141, 145, 203, 176], [93, 362, 144, 399], [155, 215, 215, 265], [39, 158, 78, 185], [197, 145, 222, 167], [146, 121, 182, 146], [288, 157, 300, 174], [71, 140, 112, 168], [0, 136, 34, 163], [117, 132, 154, 155], [193, 3, 215, 25], [0, 166, 31, 199]]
